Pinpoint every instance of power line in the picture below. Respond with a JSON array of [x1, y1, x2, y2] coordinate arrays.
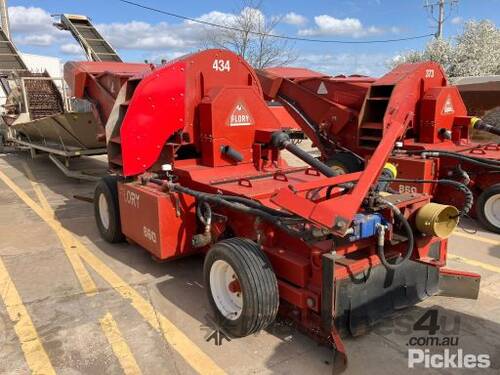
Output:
[[424, 0, 459, 38], [117, 0, 434, 44]]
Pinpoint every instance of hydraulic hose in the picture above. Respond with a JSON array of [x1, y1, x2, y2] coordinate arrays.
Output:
[[149, 179, 308, 237], [404, 149, 500, 170], [377, 199, 415, 270], [378, 178, 473, 217]]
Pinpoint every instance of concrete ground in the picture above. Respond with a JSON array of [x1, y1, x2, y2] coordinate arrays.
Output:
[[0, 149, 499, 375]]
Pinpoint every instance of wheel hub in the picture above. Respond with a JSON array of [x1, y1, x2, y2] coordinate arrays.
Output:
[[484, 193, 500, 228], [98, 193, 110, 230], [209, 260, 243, 320]]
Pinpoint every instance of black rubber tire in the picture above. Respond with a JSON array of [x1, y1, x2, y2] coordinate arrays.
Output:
[[203, 238, 279, 337], [476, 184, 500, 234], [94, 176, 125, 243], [325, 152, 364, 174]]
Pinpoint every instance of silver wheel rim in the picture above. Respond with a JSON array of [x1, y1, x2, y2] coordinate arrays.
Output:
[[484, 193, 500, 228], [209, 260, 243, 320], [98, 193, 110, 230]]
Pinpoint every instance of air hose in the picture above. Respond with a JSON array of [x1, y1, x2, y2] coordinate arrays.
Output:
[[377, 198, 414, 270]]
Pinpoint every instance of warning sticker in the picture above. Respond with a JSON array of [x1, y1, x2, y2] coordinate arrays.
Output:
[[442, 95, 454, 114], [229, 102, 253, 126], [317, 81, 328, 95]]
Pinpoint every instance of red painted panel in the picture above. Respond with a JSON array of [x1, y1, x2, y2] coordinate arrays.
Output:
[[64, 61, 151, 97], [118, 182, 197, 260], [121, 60, 186, 176]]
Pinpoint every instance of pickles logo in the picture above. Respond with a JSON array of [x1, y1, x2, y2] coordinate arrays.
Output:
[[229, 102, 253, 126], [406, 310, 491, 369]]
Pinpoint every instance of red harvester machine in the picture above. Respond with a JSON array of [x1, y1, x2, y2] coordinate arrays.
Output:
[[257, 63, 500, 233], [64, 50, 480, 372]]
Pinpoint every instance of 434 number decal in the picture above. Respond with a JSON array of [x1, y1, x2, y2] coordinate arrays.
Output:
[[212, 59, 231, 72]]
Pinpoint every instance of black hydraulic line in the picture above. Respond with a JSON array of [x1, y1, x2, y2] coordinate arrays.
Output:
[[221, 195, 299, 219], [404, 149, 500, 169], [149, 178, 308, 237], [378, 178, 473, 216], [377, 199, 415, 270], [196, 200, 212, 226], [435, 151, 500, 166]]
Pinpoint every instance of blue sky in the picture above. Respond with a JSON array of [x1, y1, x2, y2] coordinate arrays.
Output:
[[8, 0, 500, 76]]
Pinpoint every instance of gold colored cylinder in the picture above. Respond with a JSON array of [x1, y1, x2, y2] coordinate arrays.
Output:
[[416, 203, 459, 238]]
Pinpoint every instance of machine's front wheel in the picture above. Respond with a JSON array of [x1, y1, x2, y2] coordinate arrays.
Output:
[[94, 176, 125, 243], [204, 238, 279, 337], [476, 184, 500, 234]]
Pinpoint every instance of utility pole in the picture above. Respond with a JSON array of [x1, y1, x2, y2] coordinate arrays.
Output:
[[424, 0, 458, 38], [0, 0, 10, 40], [437, 0, 445, 38]]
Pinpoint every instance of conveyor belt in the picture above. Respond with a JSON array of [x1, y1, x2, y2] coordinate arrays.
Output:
[[0, 28, 27, 72], [0, 28, 27, 94], [55, 14, 122, 62]]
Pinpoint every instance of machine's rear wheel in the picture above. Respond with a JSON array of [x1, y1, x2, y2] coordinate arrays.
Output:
[[94, 176, 125, 243], [476, 184, 500, 234], [325, 152, 364, 174], [203, 238, 278, 337]]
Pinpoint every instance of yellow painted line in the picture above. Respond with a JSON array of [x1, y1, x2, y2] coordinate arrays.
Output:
[[100, 312, 143, 375], [0, 257, 56, 375], [20, 163, 98, 296], [77, 236, 225, 375], [448, 254, 500, 274], [0, 170, 226, 375], [452, 230, 500, 246]]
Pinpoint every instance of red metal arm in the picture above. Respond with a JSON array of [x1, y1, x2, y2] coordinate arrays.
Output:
[[270, 62, 447, 236]]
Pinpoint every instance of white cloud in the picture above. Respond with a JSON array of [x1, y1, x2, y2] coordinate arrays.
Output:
[[96, 21, 191, 50], [451, 16, 463, 25], [9, 6, 68, 47], [60, 43, 83, 55], [17, 34, 55, 46], [96, 7, 268, 52], [282, 12, 308, 26], [294, 52, 392, 77], [195, 10, 238, 25], [299, 15, 386, 38], [9, 6, 54, 33]]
